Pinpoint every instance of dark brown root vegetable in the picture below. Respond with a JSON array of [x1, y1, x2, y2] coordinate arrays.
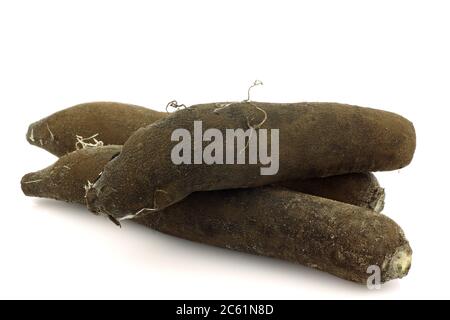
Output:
[[26, 102, 165, 157], [86, 102, 415, 219], [21, 147, 384, 212], [20, 149, 410, 284], [136, 187, 411, 284], [21, 145, 122, 204], [276, 173, 385, 212]]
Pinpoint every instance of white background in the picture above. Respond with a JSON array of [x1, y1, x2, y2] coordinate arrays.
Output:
[[0, 0, 449, 299]]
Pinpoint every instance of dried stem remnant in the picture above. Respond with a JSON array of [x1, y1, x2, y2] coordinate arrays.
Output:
[[75, 134, 104, 150]]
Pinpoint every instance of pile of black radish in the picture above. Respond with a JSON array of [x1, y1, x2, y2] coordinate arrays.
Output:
[[22, 99, 415, 285]]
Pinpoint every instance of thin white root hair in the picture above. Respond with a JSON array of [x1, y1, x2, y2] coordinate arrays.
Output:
[[166, 100, 186, 113], [214, 102, 235, 113], [213, 80, 268, 153], [239, 102, 268, 154], [119, 189, 169, 221], [213, 80, 264, 114], [243, 80, 267, 152], [75, 133, 104, 150], [29, 128, 35, 142], [244, 80, 263, 102], [118, 207, 159, 222], [46, 124, 54, 141], [63, 165, 71, 170], [247, 102, 267, 129], [155, 188, 169, 196], [23, 179, 43, 184], [239, 127, 256, 155], [154, 189, 170, 209], [84, 180, 94, 193]]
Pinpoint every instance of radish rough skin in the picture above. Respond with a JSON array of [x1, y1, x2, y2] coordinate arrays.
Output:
[[26, 102, 165, 157], [20, 152, 411, 284], [276, 172, 385, 212], [21, 145, 122, 204], [86, 102, 415, 219], [136, 187, 412, 284], [21, 146, 384, 211]]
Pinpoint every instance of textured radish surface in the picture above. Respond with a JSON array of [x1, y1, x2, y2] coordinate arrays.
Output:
[[21, 146, 122, 204], [22, 147, 383, 211], [136, 187, 411, 284], [87, 102, 415, 219], [26, 102, 165, 157], [276, 172, 385, 212]]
